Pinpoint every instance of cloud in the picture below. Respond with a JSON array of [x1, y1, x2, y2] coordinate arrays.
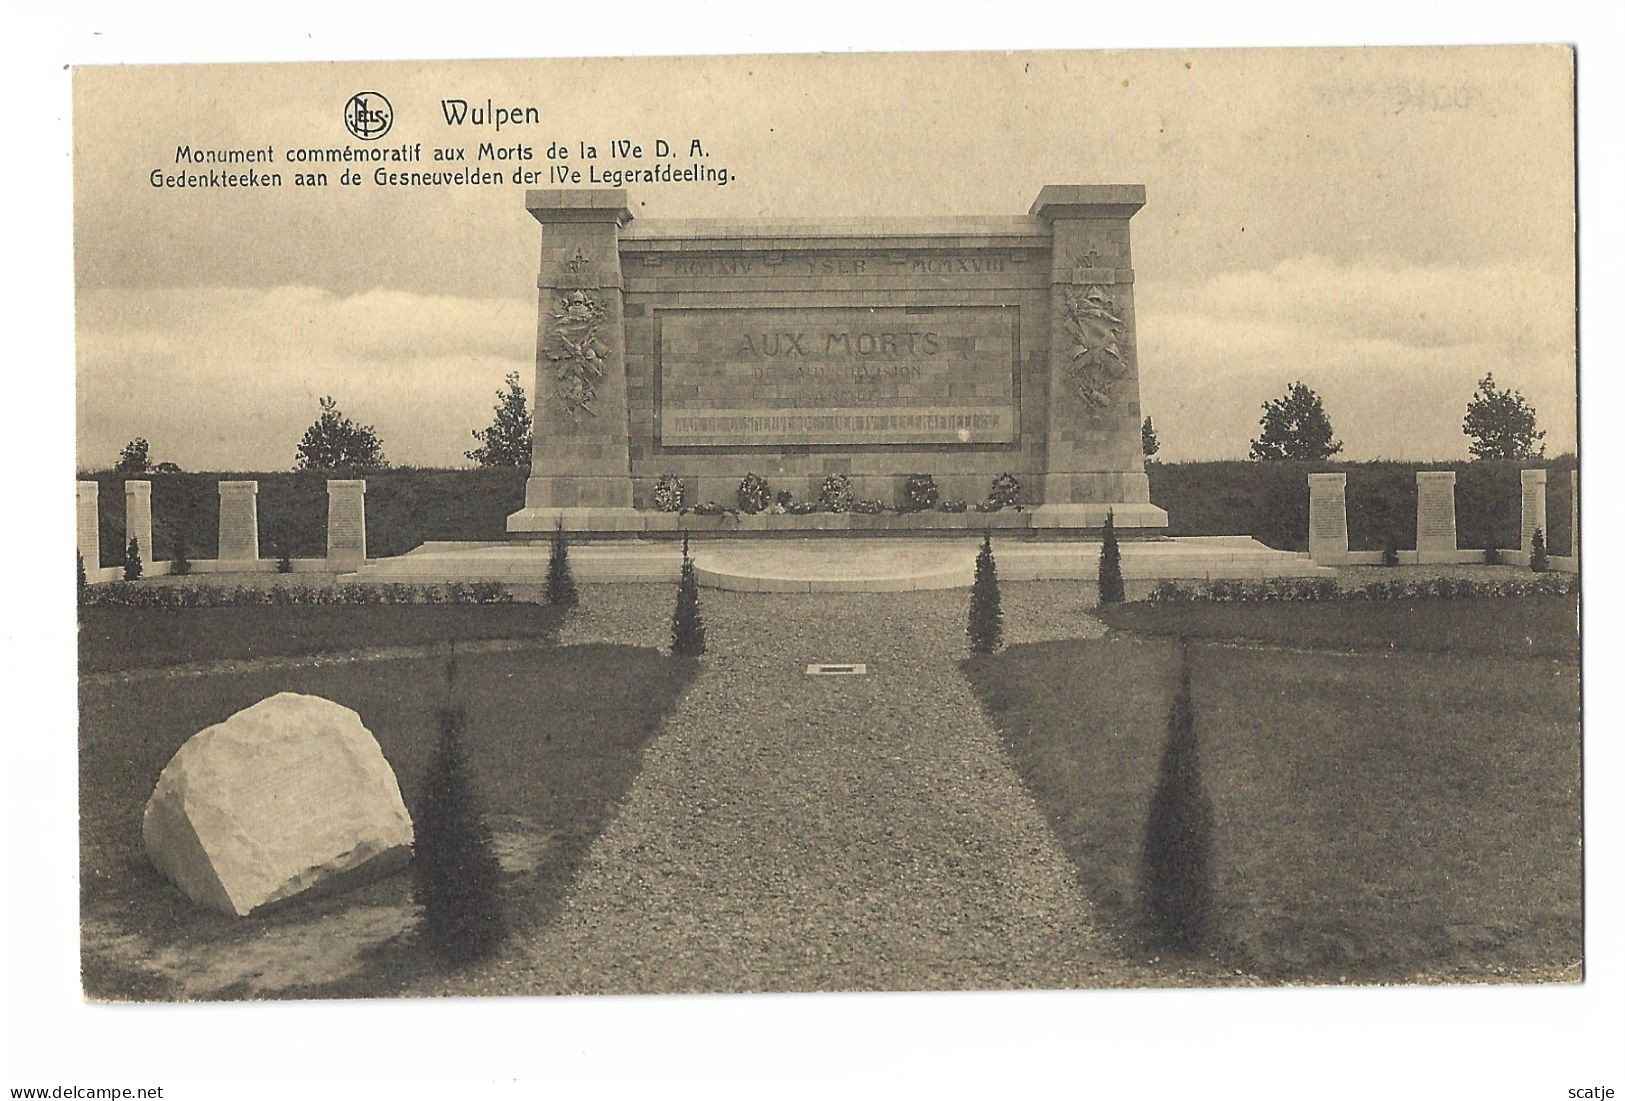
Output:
[[77, 286, 534, 470], [1136, 257, 1576, 460]]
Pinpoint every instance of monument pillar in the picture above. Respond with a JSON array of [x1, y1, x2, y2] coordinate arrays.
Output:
[[77, 481, 100, 571], [1570, 468, 1579, 561], [326, 479, 367, 568], [125, 480, 153, 566], [1414, 471, 1457, 564], [218, 481, 260, 564], [1307, 473, 1349, 564], [1028, 185, 1166, 529], [1520, 468, 1547, 556], [509, 189, 636, 532]]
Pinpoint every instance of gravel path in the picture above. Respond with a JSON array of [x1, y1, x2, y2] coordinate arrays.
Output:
[[438, 582, 1137, 995]]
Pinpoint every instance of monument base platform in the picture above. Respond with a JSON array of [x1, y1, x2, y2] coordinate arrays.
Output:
[[505, 503, 1169, 535], [351, 534, 1324, 591]]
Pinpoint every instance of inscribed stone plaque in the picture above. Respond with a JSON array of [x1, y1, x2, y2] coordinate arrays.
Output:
[[76, 481, 99, 569], [1307, 473, 1348, 564], [1415, 472, 1457, 564], [1571, 469, 1579, 560], [125, 481, 153, 564], [1521, 468, 1547, 555], [657, 305, 1018, 446], [326, 480, 367, 565]]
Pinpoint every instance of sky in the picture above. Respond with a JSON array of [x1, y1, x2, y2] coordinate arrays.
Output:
[[73, 47, 1577, 469]]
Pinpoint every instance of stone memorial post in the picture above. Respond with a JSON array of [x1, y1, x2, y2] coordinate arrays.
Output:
[[1307, 473, 1349, 565], [1030, 185, 1161, 527], [326, 479, 367, 567], [125, 480, 153, 566], [77, 480, 100, 571], [1414, 471, 1457, 564], [1570, 468, 1579, 561], [1520, 468, 1547, 557], [516, 189, 636, 525], [217, 480, 260, 564]]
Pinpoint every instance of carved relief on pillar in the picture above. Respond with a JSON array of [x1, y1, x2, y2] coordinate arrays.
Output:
[[543, 290, 609, 419], [1060, 252, 1132, 410]]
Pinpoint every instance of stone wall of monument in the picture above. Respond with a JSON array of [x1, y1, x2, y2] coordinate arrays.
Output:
[[513, 187, 1159, 529], [618, 222, 1054, 507]]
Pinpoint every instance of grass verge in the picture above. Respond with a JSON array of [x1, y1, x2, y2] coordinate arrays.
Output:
[[964, 600, 1580, 983], [1097, 595, 1579, 659]]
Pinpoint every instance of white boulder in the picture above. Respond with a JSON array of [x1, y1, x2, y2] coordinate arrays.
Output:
[[143, 692, 414, 917]]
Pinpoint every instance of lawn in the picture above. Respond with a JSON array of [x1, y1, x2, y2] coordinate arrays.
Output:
[[80, 642, 697, 1000], [1097, 595, 1580, 659], [79, 603, 566, 673], [964, 599, 1581, 984]]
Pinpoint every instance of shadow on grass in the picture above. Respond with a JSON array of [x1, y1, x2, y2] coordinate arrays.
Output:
[[964, 605, 1581, 984], [80, 643, 697, 1001]]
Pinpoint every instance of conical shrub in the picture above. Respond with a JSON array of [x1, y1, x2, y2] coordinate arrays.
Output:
[[1098, 509, 1124, 605], [413, 685, 506, 965], [1141, 644, 1215, 950], [545, 520, 578, 606], [123, 537, 143, 582], [1531, 526, 1549, 573], [171, 531, 192, 576], [968, 532, 1003, 654], [671, 533, 706, 656]]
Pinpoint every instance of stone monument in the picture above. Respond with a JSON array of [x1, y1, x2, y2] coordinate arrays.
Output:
[[1415, 471, 1457, 564], [1307, 473, 1349, 565], [217, 480, 260, 563], [76, 480, 99, 569], [508, 186, 1167, 534], [1521, 468, 1547, 557], [125, 480, 153, 566], [326, 479, 367, 567]]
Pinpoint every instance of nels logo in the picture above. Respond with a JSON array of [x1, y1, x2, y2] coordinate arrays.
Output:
[[344, 92, 394, 141]]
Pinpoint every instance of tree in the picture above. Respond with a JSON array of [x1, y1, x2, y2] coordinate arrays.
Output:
[[77, 551, 87, 600], [1098, 510, 1124, 605], [116, 438, 150, 474], [466, 371, 533, 468], [413, 682, 506, 965], [1248, 381, 1343, 461], [123, 537, 143, 582], [545, 521, 578, 607], [1463, 373, 1546, 460], [670, 533, 706, 656], [1141, 644, 1215, 950], [967, 532, 1003, 654], [1141, 416, 1160, 460], [294, 396, 388, 472]]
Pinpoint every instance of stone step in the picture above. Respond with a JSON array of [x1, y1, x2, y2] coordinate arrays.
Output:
[[348, 537, 1331, 589]]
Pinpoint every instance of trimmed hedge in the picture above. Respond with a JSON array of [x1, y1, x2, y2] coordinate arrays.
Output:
[[78, 458, 1576, 567], [79, 581, 513, 608], [1144, 574, 1578, 604]]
